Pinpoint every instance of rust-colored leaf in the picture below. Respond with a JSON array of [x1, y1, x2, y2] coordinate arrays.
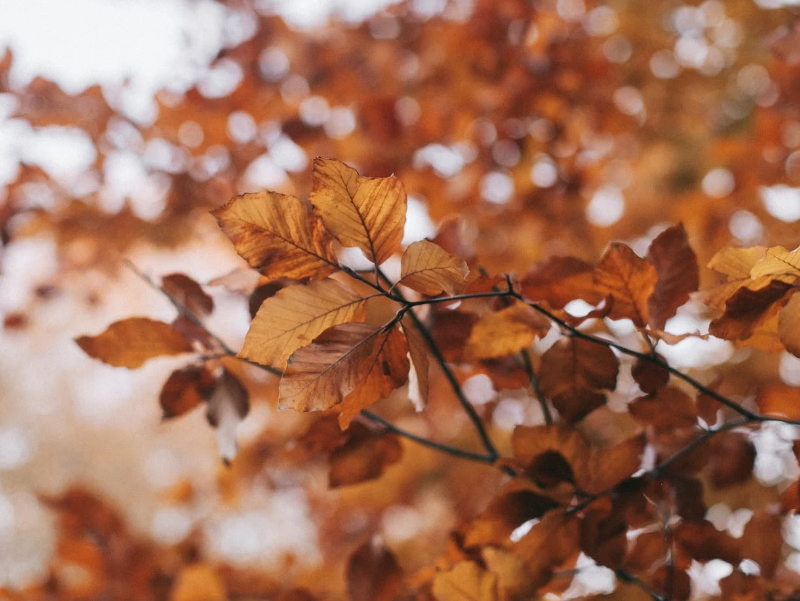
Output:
[[779, 292, 800, 357], [240, 279, 370, 369], [646, 224, 698, 329], [160, 364, 215, 419], [756, 385, 800, 420], [432, 561, 499, 601], [398, 239, 469, 295], [631, 355, 670, 395], [466, 302, 550, 360], [520, 256, 603, 309], [212, 191, 338, 282], [580, 498, 627, 569], [169, 563, 227, 601], [594, 243, 658, 327], [709, 278, 793, 340], [75, 318, 193, 368], [537, 337, 619, 423], [205, 369, 250, 464], [310, 158, 406, 265], [162, 273, 214, 317], [401, 315, 429, 411], [329, 422, 402, 487], [346, 538, 403, 601], [513, 510, 579, 590]]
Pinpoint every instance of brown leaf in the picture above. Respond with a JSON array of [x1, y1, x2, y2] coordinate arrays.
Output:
[[594, 243, 658, 327], [646, 224, 699, 329], [466, 302, 550, 360], [310, 158, 406, 265], [280, 323, 381, 412], [537, 337, 619, 423], [631, 355, 670, 395], [707, 432, 755, 489], [401, 316, 429, 411], [337, 324, 409, 428], [211, 191, 338, 282], [205, 369, 250, 464], [398, 240, 469, 295], [75, 318, 193, 368], [674, 520, 741, 564], [513, 510, 579, 590], [432, 561, 499, 601], [346, 538, 403, 601], [240, 279, 371, 369], [160, 365, 215, 419], [169, 563, 227, 601], [580, 498, 627, 569], [520, 256, 603, 309], [629, 387, 697, 434], [329, 422, 402, 487], [779, 292, 800, 357], [512, 424, 588, 488], [162, 273, 214, 317], [709, 278, 793, 340], [756, 385, 800, 420], [586, 434, 646, 493]]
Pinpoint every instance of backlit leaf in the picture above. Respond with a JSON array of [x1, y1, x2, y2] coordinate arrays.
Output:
[[310, 158, 406, 265], [594, 243, 657, 327], [398, 239, 469, 295], [432, 561, 499, 601], [240, 279, 371, 369], [520, 256, 603, 309], [756, 385, 800, 420], [466, 301, 550, 360], [75, 318, 193, 368], [162, 273, 214, 317], [401, 315, 429, 411], [708, 278, 793, 340], [779, 292, 800, 357], [329, 422, 402, 487], [749, 246, 800, 280], [646, 224, 698, 329], [212, 191, 338, 282]]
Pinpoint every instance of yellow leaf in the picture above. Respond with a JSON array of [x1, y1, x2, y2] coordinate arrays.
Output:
[[779, 293, 800, 357], [594, 243, 657, 327], [398, 240, 469, 295], [310, 158, 406, 265], [401, 315, 429, 411], [212, 191, 337, 282], [750, 246, 800, 280], [466, 302, 550, 359], [279, 323, 408, 416], [708, 246, 767, 280], [240, 279, 371, 368], [432, 561, 499, 601], [75, 318, 192, 368]]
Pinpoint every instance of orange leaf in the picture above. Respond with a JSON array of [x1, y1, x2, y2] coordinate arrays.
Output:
[[513, 510, 579, 590], [432, 561, 499, 601], [240, 279, 371, 369], [708, 278, 793, 340], [594, 243, 657, 327], [756, 385, 800, 420], [169, 563, 227, 601], [646, 224, 698, 329], [211, 191, 338, 282], [779, 292, 800, 357], [537, 337, 619, 423], [466, 301, 550, 360], [398, 239, 469, 295], [401, 315, 429, 411], [329, 422, 402, 487], [75, 317, 192, 368], [310, 158, 406, 265], [520, 256, 603, 309]]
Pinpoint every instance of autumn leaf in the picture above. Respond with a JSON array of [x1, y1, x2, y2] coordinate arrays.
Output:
[[520, 256, 603, 309], [466, 301, 550, 360], [629, 387, 697, 435], [75, 317, 193, 368], [162, 273, 214, 317], [212, 191, 338, 282], [512, 510, 579, 590], [240, 279, 371, 369], [708, 278, 793, 340], [756, 385, 800, 420], [646, 224, 698, 329], [594, 243, 657, 327], [346, 538, 403, 601], [631, 354, 670, 395], [749, 246, 800, 279], [310, 158, 406, 265], [401, 315, 429, 410], [537, 337, 619, 423], [512, 424, 588, 488], [329, 422, 402, 487], [160, 364, 215, 419], [279, 322, 408, 416], [432, 561, 499, 601], [779, 291, 800, 357], [169, 563, 227, 601], [397, 239, 469, 295]]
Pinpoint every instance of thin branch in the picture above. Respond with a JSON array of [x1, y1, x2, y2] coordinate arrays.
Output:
[[520, 349, 553, 425], [376, 266, 502, 462], [403, 290, 512, 306]]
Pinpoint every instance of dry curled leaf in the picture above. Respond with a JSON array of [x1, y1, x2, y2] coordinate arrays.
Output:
[[397, 239, 469, 295], [212, 191, 338, 282], [310, 158, 406, 266], [75, 317, 193, 368], [240, 279, 371, 369]]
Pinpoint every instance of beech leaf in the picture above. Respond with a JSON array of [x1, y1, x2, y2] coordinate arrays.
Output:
[[779, 292, 800, 357], [594, 243, 657, 327], [161, 273, 214, 317], [646, 224, 699, 329], [212, 191, 338, 282], [346, 538, 403, 601], [160, 364, 215, 419], [329, 422, 402, 487], [466, 302, 550, 360], [401, 316, 429, 411], [520, 256, 603, 309], [75, 317, 193, 368], [310, 158, 406, 265], [432, 561, 499, 601], [205, 369, 250, 464], [240, 279, 371, 369], [749, 246, 800, 280], [397, 239, 469, 295]]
